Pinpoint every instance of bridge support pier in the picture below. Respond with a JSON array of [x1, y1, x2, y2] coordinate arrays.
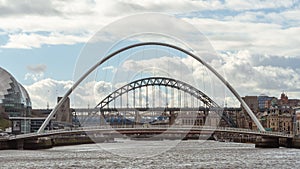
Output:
[[23, 137, 53, 150], [135, 111, 141, 125], [255, 136, 279, 148], [286, 138, 293, 148], [100, 111, 106, 125], [279, 138, 293, 148], [0, 140, 10, 150], [8, 139, 24, 150], [169, 111, 176, 125], [291, 137, 300, 148]]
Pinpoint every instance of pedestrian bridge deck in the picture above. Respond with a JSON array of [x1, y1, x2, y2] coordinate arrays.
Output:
[[2, 125, 292, 141]]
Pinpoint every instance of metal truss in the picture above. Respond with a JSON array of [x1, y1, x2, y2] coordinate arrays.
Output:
[[96, 77, 218, 109], [96, 76, 237, 127]]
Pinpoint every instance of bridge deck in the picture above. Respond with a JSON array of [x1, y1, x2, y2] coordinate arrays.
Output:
[[5, 126, 292, 141], [73, 107, 242, 112]]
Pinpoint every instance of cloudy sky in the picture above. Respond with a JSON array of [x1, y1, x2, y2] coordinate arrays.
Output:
[[0, 0, 300, 108]]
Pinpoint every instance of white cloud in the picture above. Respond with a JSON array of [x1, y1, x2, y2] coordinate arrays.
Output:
[[218, 50, 300, 100], [224, 0, 295, 11], [24, 78, 115, 108], [25, 78, 73, 108], [186, 17, 300, 56], [0, 0, 299, 53], [24, 64, 47, 82], [1, 32, 89, 49], [0, 0, 60, 16], [95, 0, 223, 16], [24, 72, 44, 82], [26, 64, 47, 73]]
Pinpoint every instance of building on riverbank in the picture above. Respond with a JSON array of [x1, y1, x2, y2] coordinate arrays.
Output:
[[0, 67, 32, 134], [241, 93, 300, 134], [0, 67, 72, 134]]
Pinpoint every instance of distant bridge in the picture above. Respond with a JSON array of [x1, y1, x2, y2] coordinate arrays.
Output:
[[74, 77, 239, 128]]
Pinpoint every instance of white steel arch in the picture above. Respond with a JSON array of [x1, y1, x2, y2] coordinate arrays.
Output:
[[37, 42, 265, 133]]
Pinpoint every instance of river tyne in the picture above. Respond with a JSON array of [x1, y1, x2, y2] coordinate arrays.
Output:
[[1, 140, 300, 169]]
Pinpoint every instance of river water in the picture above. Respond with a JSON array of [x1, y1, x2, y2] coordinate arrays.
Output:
[[0, 140, 300, 169]]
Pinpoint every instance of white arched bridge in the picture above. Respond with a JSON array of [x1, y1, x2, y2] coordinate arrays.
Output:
[[3, 41, 297, 149], [37, 42, 265, 133]]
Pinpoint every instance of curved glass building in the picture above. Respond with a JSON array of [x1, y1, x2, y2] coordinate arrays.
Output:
[[0, 67, 32, 133]]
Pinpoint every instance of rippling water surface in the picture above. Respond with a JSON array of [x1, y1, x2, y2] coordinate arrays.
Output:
[[1, 140, 300, 168]]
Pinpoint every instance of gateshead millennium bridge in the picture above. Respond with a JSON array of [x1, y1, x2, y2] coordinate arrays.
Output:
[[1, 42, 298, 149]]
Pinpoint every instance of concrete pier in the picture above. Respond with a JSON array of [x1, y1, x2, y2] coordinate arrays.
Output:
[[169, 111, 176, 125], [23, 137, 53, 150], [7, 139, 24, 150], [279, 138, 293, 148], [292, 137, 300, 148], [0, 140, 9, 150], [255, 136, 279, 148]]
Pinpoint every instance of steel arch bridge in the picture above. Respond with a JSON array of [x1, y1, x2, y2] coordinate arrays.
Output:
[[96, 76, 218, 109], [38, 42, 265, 133], [94, 76, 237, 127]]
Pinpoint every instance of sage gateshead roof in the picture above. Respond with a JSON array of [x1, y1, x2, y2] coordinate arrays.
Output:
[[0, 67, 31, 117]]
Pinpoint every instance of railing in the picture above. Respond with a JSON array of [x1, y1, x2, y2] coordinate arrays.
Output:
[[61, 125, 293, 137], [216, 127, 292, 137]]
